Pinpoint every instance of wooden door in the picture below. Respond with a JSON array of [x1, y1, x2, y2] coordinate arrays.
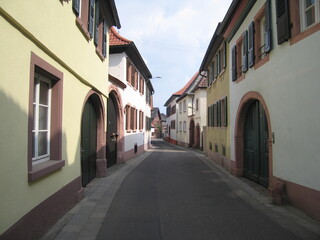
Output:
[[243, 101, 269, 188], [81, 98, 97, 187], [107, 96, 117, 167]]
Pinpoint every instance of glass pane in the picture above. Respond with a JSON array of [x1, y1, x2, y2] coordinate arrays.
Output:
[[38, 106, 48, 130], [39, 81, 49, 105], [305, 0, 315, 8], [38, 131, 48, 156], [305, 7, 315, 27], [33, 80, 37, 103], [32, 132, 35, 158]]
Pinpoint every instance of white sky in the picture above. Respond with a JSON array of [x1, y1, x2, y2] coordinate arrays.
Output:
[[114, 0, 233, 113]]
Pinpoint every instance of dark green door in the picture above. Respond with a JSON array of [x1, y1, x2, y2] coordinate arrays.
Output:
[[107, 96, 117, 167], [244, 101, 269, 188], [81, 98, 97, 187]]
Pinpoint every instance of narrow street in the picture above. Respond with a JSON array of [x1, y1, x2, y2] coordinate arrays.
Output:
[[95, 141, 318, 240], [43, 140, 320, 240]]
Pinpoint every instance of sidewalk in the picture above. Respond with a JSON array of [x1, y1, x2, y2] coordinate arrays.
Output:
[[40, 150, 152, 240], [41, 140, 320, 240]]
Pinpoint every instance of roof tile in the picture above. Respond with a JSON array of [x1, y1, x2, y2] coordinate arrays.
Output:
[[110, 27, 132, 46]]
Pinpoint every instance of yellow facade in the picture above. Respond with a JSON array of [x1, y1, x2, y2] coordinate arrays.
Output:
[[205, 42, 231, 171], [0, 1, 113, 236]]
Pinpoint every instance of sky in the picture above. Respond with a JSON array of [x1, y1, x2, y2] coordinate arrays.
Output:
[[114, 0, 233, 113]]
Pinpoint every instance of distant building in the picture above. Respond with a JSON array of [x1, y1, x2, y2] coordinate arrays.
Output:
[[109, 27, 154, 162], [151, 107, 162, 138]]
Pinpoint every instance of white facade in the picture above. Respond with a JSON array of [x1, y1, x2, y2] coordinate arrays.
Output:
[[109, 53, 152, 155], [165, 98, 178, 143], [177, 97, 191, 146], [193, 88, 207, 148], [228, 1, 320, 191]]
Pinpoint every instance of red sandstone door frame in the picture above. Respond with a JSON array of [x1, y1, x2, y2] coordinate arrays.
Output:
[[234, 92, 274, 190]]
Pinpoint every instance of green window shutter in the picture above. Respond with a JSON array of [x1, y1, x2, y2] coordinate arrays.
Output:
[[212, 105, 214, 127], [276, 0, 291, 44], [248, 21, 255, 68], [224, 96, 228, 127], [231, 45, 237, 81], [223, 41, 227, 68], [102, 20, 108, 57], [242, 30, 248, 72], [72, 0, 80, 16], [214, 56, 218, 77], [208, 106, 210, 126], [88, 0, 95, 38], [94, 0, 99, 46], [218, 101, 221, 127], [265, 0, 272, 53]]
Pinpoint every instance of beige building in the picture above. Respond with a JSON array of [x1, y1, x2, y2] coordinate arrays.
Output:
[[0, 1, 120, 239]]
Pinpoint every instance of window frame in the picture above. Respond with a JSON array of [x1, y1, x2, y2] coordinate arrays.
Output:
[[28, 53, 64, 182], [32, 74, 52, 164], [300, 0, 320, 30]]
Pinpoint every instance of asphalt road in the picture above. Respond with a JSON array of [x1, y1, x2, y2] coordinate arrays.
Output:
[[96, 141, 307, 240]]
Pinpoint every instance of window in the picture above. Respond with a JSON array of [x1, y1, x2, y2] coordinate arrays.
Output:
[[94, 2, 108, 59], [220, 96, 228, 127], [146, 87, 152, 105], [139, 76, 144, 94], [126, 58, 132, 85], [282, 0, 320, 44], [254, 1, 272, 63], [28, 53, 64, 182], [171, 105, 176, 114], [139, 111, 144, 130], [183, 121, 187, 132], [73, 0, 90, 39], [179, 102, 182, 113], [208, 61, 214, 85], [73, 0, 107, 58], [301, 0, 320, 29], [196, 99, 199, 111], [166, 106, 171, 116], [170, 120, 176, 130], [179, 121, 182, 132], [125, 105, 130, 131], [33, 75, 51, 163], [146, 116, 151, 131], [183, 100, 186, 112]]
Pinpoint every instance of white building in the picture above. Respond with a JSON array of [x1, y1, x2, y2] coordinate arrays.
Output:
[[226, 0, 320, 221], [108, 28, 154, 163], [176, 72, 207, 148]]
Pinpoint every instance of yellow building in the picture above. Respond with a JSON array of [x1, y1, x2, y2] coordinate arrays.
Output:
[[200, 23, 231, 172], [0, 1, 120, 239]]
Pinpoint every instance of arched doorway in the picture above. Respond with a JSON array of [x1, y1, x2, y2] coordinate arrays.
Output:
[[195, 123, 200, 148], [81, 97, 97, 187], [243, 100, 269, 187], [234, 92, 273, 189], [81, 92, 106, 187], [107, 94, 118, 167], [189, 119, 195, 147]]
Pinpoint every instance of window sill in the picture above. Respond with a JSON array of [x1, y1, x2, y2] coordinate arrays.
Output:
[[254, 54, 270, 70], [234, 74, 245, 84], [76, 17, 91, 41], [290, 22, 320, 45], [28, 159, 65, 182], [96, 47, 105, 61]]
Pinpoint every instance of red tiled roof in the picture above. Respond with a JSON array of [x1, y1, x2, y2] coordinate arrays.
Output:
[[110, 27, 132, 46], [173, 71, 199, 95]]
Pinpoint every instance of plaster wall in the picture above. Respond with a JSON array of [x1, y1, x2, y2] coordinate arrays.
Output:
[[0, 3, 108, 233], [228, 1, 320, 191]]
